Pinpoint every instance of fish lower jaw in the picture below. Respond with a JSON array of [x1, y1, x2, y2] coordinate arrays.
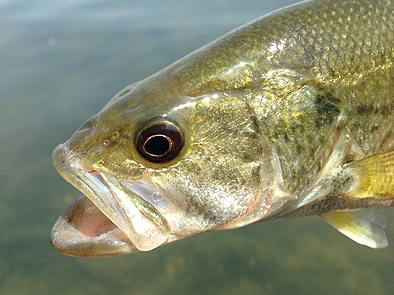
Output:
[[50, 194, 139, 257], [50, 193, 191, 257]]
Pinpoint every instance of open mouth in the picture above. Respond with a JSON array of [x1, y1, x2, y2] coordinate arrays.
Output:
[[50, 194, 136, 257], [50, 144, 171, 257]]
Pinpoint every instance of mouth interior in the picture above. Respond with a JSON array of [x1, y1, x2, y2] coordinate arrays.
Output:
[[70, 167, 125, 238], [78, 195, 119, 238], [50, 193, 140, 257]]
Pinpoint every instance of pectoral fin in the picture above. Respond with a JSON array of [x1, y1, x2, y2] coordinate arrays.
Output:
[[323, 149, 394, 248], [345, 149, 394, 199], [320, 210, 388, 248]]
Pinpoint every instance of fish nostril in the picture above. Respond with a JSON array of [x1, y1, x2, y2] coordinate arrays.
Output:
[[66, 116, 99, 147], [77, 116, 99, 137], [79, 115, 98, 132]]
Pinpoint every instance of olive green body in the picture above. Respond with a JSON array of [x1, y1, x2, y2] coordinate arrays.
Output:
[[167, 0, 394, 218], [51, 0, 394, 256], [235, 0, 394, 217]]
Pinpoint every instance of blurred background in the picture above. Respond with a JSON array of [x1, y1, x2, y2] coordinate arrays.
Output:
[[1, 0, 394, 294]]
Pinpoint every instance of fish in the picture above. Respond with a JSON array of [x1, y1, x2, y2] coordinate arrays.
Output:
[[51, 0, 394, 257]]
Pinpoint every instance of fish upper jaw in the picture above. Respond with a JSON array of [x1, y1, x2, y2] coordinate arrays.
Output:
[[51, 144, 179, 256]]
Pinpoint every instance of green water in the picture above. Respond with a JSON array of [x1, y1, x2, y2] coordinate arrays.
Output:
[[2, 0, 394, 294]]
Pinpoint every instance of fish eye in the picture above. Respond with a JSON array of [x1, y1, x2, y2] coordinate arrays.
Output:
[[135, 117, 184, 163]]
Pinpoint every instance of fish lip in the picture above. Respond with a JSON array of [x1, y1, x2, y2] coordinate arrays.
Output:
[[50, 194, 138, 257], [51, 144, 138, 256], [51, 143, 171, 254]]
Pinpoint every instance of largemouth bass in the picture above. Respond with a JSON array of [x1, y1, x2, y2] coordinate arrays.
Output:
[[51, 0, 394, 257]]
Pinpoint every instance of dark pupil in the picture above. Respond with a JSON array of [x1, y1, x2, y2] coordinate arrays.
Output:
[[144, 135, 170, 156], [136, 117, 184, 163]]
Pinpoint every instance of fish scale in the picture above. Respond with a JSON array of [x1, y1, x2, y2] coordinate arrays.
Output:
[[51, 0, 394, 256]]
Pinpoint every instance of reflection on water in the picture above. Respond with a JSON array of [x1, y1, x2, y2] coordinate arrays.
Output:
[[1, 0, 394, 294]]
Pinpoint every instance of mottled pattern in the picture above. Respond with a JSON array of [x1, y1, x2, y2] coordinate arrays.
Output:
[[234, 0, 394, 196], [157, 0, 394, 198], [55, 0, 394, 246], [163, 97, 264, 229]]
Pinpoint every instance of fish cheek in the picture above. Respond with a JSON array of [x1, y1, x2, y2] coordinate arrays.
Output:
[[162, 97, 265, 229]]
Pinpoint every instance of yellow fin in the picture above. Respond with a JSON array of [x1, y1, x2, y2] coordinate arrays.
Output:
[[320, 210, 388, 248], [345, 149, 394, 199]]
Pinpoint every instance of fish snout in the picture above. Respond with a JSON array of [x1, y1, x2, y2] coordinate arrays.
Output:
[[67, 116, 99, 148]]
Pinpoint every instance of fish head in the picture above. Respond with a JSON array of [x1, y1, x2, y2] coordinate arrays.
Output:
[[50, 65, 279, 257], [50, 29, 301, 256]]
